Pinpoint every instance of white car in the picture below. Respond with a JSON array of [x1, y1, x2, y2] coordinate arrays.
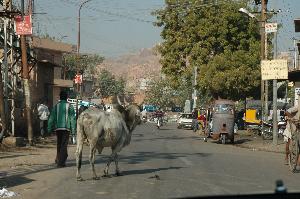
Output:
[[177, 113, 194, 129]]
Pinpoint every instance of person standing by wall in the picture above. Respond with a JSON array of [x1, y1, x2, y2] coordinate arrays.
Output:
[[37, 99, 50, 139], [48, 90, 76, 168]]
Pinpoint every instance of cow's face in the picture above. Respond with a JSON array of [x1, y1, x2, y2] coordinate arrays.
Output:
[[135, 108, 142, 125], [126, 105, 142, 128]]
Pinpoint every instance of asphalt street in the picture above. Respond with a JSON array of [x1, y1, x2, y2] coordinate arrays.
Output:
[[7, 123, 300, 198]]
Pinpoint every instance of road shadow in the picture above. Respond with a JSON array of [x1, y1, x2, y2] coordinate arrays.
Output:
[[121, 166, 183, 176], [234, 138, 252, 144], [0, 159, 88, 188], [0, 175, 34, 188], [156, 128, 173, 131], [135, 135, 203, 142], [0, 154, 27, 159], [120, 151, 211, 164], [132, 133, 144, 137]]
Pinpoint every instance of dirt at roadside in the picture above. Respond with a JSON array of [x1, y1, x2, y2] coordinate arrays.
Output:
[[0, 136, 76, 171], [234, 131, 285, 154], [195, 129, 285, 154]]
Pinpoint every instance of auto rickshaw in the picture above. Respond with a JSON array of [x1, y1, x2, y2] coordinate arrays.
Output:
[[210, 99, 235, 144]]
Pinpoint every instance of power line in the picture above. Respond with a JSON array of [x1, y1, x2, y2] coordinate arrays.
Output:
[[61, 0, 155, 23]]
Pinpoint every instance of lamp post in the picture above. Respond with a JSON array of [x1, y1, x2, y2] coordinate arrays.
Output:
[[239, 1, 267, 134], [75, 0, 92, 118]]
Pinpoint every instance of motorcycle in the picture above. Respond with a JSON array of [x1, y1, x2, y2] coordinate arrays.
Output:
[[142, 116, 147, 123], [156, 117, 163, 129], [278, 118, 286, 136], [261, 119, 286, 140]]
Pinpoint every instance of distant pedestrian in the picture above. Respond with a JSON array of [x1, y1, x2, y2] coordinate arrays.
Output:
[[284, 106, 300, 169], [48, 90, 76, 168], [37, 99, 50, 138]]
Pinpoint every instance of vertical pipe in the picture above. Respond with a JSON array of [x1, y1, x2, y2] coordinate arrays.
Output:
[[294, 39, 297, 69]]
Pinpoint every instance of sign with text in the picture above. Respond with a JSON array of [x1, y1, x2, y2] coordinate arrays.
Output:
[[265, 23, 278, 33], [74, 74, 82, 84], [15, 15, 32, 35], [261, 59, 288, 80]]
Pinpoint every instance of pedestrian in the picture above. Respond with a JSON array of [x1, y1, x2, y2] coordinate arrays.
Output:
[[48, 90, 76, 168], [283, 106, 300, 170], [37, 98, 50, 138]]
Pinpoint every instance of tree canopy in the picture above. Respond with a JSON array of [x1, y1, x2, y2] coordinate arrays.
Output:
[[154, 0, 262, 101], [145, 77, 192, 109], [63, 54, 104, 80], [94, 69, 125, 98]]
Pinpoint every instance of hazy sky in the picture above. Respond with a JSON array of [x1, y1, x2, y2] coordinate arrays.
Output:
[[34, 0, 300, 58]]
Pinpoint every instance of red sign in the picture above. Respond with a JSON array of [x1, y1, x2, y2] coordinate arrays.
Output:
[[74, 74, 83, 84], [15, 15, 32, 35]]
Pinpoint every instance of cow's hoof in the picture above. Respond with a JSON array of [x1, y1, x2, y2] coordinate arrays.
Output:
[[102, 174, 113, 178], [92, 176, 100, 180], [103, 169, 109, 176], [77, 176, 84, 181], [115, 171, 123, 176]]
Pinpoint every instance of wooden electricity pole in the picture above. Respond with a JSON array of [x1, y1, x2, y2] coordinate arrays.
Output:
[[20, 0, 33, 145], [261, 0, 267, 133]]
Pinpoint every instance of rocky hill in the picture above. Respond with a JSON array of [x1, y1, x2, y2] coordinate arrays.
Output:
[[96, 48, 162, 91]]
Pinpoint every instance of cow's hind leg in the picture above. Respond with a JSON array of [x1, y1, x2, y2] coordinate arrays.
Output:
[[104, 152, 117, 176], [104, 145, 121, 177], [114, 153, 122, 176], [75, 123, 84, 181], [89, 140, 99, 180], [75, 141, 83, 181]]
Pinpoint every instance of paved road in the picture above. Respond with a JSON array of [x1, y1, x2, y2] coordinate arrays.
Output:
[[7, 123, 300, 198]]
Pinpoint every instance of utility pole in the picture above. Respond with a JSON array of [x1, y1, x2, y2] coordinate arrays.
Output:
[[264, 33, 269, 122], [272, 31, 278, 145], [272, 0, 279, 145], [76, 0, 91, 118], [193, 66, 197, 109], [260, 0, 267, 133], [20, 0, 34, 145]]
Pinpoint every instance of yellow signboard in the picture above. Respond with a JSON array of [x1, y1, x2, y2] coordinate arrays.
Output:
[[261, 59, 288, 80]]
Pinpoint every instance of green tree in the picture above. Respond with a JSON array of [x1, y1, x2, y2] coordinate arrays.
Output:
[[63, 54, 104, 80], [154, 0, 263, 101], [95, 70, 125, 98], [145, 78, 192, 109]]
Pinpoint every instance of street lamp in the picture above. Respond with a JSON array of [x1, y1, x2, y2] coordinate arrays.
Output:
[[78, 0, 92, 55], [238, 8, 256, 19], [75, 0, 92, 118], [239, 1, 267, 138], [240, 3, 283, 145]]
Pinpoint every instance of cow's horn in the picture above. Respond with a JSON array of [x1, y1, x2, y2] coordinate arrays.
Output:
[[117, 95, 123, 106], [124, 97, 129, 106]]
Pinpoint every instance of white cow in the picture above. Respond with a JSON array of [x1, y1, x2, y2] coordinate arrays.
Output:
[[75, 104, 141, 180]]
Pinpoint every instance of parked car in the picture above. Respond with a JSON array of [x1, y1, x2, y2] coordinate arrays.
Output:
[[177, 113, 193, 129]]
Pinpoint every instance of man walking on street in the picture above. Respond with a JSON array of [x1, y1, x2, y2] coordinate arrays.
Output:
[[48, 91, 76, 168]]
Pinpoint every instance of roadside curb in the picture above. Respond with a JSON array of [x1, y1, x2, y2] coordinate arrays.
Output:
[[234, 143, 285, 154]]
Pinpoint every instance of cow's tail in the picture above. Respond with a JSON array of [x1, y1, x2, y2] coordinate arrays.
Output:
[[75, 115, 84, 180]]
